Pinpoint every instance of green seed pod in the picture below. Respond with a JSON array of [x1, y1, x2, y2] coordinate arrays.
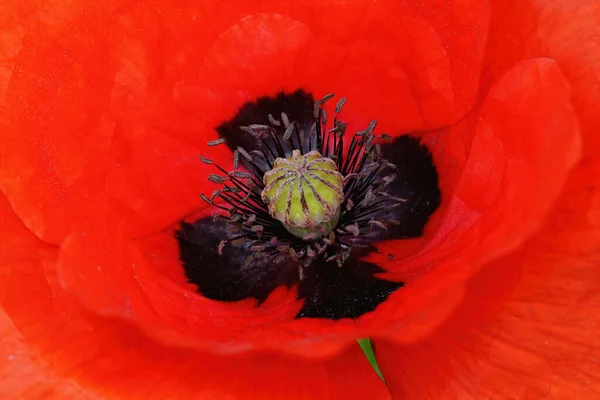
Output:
[[261, 150, 343, 240]]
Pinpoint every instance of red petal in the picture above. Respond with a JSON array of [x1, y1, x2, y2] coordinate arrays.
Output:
[[1, 195, 390, 399], [373, 1, 600, 393], [363, 58, 581, 340], [0, 30, 112, 243], [54, 205, 402, 354], [0, 193, 88, 398], [0, 309, 89, 399], [483, 0, 600, 159], [188, 1, 490, 138], [375, 158, 600, 398], [56, 208, 307, 353], [1, 0, 489, 241], [104, 127, 218, 235]]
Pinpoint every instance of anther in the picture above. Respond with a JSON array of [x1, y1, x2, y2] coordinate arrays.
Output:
[[208, 174, 228, 184], [320, 93, 335, 103], [207, 138, 226, 146], [218, 240, 226, 256], [335, 97, 347, 113], [268, 114, 281, 126]]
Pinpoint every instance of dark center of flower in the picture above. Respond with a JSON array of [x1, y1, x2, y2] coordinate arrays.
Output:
[[197, 94, 409, 275], [177, 90, 441, 320]]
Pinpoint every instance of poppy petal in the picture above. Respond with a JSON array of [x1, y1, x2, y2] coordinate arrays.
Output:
[[1, 197, 391, 399], [1, 0, 489, 245], [483, 0, 600, 160], [373, 1, 600, 394], [374, 159, 600, 398], [52, 200, 399, 354], [0, 29, 113, 244], [0, 309, 90, 399], [55, 209, 301, 351], [0, 1, 212, 243], [360, 57, 581, 345], [104, 127, 216, 236], [189, 3, 490, 137]]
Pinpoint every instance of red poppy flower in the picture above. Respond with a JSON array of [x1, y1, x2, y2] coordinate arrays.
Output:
[[1, 0, 599, 398]]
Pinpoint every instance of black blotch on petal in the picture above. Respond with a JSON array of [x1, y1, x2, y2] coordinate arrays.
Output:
[[346, 135, 440, 246], [176, 218, 297, 303], [296, 257, 404, 320], [215, 90, 315, 153], [177, 215, 403, 319], [383, 135, 440, 236]]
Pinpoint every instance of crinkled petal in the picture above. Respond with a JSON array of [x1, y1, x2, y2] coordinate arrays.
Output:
[[483, 0, 600, 158], [0, 0, 489, 242], [0, 309, 92, 400], [375, 158, 600, 398], [56, 208, 307, 353], [0, 193, 390, 399], [374, 0, 600, 391], [364, 58, 580, 341]]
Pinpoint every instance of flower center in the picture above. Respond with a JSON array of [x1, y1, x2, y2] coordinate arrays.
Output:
[[261, 150, 343, 240], [198, 93, 411, 275], [177, 90, 441, 318]]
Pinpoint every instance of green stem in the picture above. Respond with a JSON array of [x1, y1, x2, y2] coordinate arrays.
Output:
[[357, 338, 386, 383]]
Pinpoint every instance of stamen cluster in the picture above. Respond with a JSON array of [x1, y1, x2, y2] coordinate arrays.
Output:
[[199, 94, 406, 279]]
